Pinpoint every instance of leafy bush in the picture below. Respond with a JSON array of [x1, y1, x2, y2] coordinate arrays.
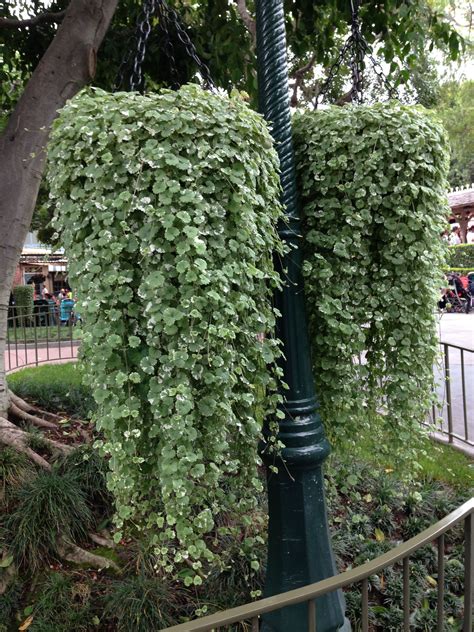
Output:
[[447, 243, 474, 268], [7, 363, 95, 420], [6, 471, 92, 570], [13, 285, 34, 319], [293, 102, 450, 471], [48, 85, 284, 575], [442, 266, 473, 275]]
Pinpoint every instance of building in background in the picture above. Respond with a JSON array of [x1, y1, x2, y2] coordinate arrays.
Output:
[[447, 186, 474, 242], [12, 232, 68, 298]]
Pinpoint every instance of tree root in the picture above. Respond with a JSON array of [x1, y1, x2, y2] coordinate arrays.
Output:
[[0, 417, 73, 468], [89, 532, 115, 548], [9, 401, 57, 430], [57, 538, 119, 571], [0, 417, 51, 469], [9, 391, 64, 422]]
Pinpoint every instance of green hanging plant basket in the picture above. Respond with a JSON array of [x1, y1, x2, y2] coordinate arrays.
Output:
[[293, 101, 450, 469], [48, 84, 285, 578]]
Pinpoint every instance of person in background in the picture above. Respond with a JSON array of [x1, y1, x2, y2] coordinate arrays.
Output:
[[57, 288, 67, 302], [45, 293, 57, 325], [467, 226, 474, 244], [60, 295, 75, 326], [449, 227, 461, 245]]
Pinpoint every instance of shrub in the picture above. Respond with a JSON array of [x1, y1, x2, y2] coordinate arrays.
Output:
[[6, 471, 92, 570], [447, 243, 474, 268], [293, 102, 450, 471], [442, 266, 473, 275], [48, 85, 284, 575], [13, 285, 34, 323]]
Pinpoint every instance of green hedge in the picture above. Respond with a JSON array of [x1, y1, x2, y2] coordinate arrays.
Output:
[[442, 267, 473, 275], [13, 285, 34, 318], [447, 244, 474, 268]]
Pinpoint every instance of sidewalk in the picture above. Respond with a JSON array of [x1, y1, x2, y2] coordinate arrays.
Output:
[[434, 313, 474, 457], [5, 340, 79, 373]]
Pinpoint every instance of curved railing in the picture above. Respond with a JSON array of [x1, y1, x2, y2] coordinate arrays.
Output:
[[5, 306, 79, 373], [162, 498, 474, 631]]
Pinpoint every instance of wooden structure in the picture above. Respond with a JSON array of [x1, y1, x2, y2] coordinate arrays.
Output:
[[448, 185, 474, 242]]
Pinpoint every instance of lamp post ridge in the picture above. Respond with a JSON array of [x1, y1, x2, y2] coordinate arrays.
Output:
[[255, 1, 350, 630]]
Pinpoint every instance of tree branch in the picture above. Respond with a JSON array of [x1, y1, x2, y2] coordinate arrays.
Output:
[[290, 54, 317, 106], [0, 10, 66, 29], [235, 0, 256, 44]]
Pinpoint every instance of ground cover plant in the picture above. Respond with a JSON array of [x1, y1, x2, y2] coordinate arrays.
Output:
[[293, 102, 450, 472], [47, 84, 285, 578]]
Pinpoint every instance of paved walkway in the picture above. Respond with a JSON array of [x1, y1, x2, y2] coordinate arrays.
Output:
[[5, 340, 79, 373], [434, 313, 474, 456]]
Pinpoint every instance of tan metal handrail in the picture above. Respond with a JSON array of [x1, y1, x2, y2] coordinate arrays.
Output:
[[162, 497, 474, 632]]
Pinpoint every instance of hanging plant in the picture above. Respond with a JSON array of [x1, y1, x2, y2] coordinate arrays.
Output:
[[48, 85, 285, 578], [293, 102, 450, 469]]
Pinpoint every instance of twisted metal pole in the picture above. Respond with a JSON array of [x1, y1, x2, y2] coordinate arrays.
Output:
[[255, 2, 349, 630]]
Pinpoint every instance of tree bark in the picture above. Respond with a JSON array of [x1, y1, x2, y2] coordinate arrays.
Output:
[[0, 0, 119, 417]]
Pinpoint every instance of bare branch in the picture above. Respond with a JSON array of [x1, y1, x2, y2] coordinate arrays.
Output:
[[235, 0, 256, 44], [290, 54, 317, 107], [0, 10, 66, 29]]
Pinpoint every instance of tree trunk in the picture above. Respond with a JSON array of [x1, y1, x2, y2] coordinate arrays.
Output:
[[0, 0, 119, 416]]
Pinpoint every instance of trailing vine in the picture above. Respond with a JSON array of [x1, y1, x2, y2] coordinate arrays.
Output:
[[48, 85, 284, 579], [293, 102, 450, 470]]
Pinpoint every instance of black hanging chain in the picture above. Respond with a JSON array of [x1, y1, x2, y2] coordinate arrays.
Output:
[[314, 0, 398, 107], [129, 0, 154, 92], [156, 2, 180, 90], [115, 0, 215, 93], [165, 3, 215, 90]]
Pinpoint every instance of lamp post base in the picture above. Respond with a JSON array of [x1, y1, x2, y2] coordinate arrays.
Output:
[[260, 413, 348, 632]]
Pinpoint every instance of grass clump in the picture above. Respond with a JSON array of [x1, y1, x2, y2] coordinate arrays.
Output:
[[0, 448, 35, 506], [56, 445, 114, 518], [104, 574, 179, 631], [28, 572, 94, 632], [6, 470, 92, 570], [0, 580, 23, 630], [7, 363, 95, 420]]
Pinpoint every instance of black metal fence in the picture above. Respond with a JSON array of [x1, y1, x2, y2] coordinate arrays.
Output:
[[429, 342, 473, 451], [6, 306, 80, 373]]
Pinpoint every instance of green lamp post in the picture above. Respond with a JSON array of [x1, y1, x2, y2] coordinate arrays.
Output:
[[255, 2, 349, 631]]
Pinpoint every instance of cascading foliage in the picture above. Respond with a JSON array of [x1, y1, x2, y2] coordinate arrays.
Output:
[[48, 85, 285, 579], [293, 102, 450, 467]]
